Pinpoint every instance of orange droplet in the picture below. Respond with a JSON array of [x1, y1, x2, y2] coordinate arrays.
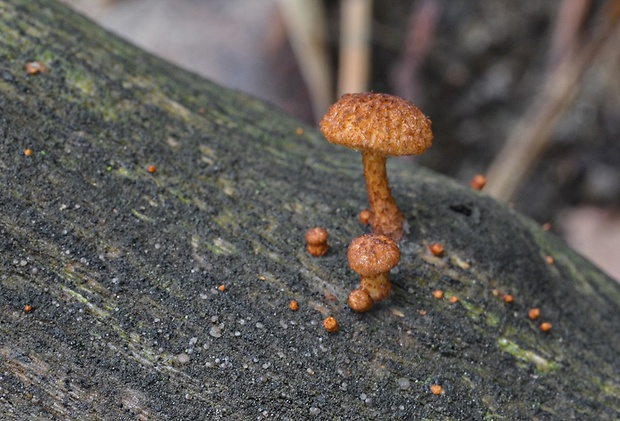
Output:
[[25, 61, 48, 75], [430, 384, 442, 395], [503, 294, 514, 304], [323, 316, 339, 333], [469, 174, 486, 190], [540, 322, 552, 332], [147, 165, 157, 173], [289, 300, 299, 311], [217, 284, 226, 292], [432, 289, 444, 300], [528, 308, 540, 320], [24, 305, 33, 312], [449, 296, 459, 304], [24, 148, 33, 156], [429, 243, 445, 257]]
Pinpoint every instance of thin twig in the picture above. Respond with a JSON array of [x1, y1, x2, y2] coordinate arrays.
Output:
[[484, 5, 620, 202], [337, 0, 373, 96], [276, 0, 332, 121]]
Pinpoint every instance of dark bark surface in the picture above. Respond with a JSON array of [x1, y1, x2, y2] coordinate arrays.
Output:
[[1, 1, 619, 419]]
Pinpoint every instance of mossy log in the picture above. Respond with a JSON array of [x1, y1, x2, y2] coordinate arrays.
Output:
[[1, 1, 619, 419]]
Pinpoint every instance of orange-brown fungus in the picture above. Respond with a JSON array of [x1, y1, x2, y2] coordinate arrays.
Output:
[[320, 93, 433, 241], [528, 308, 540, 320], [24, 148, 33, 156], [449, 296, 459, 304], [24, 305, 33, 312], [348, 233, 400, 303], [430, 384, 443, 395], [323, 316, 339, 333], [305, 227, 329, 257], [348, 288, 373, 313], [25, 61, 48, 75], [358, 209, 371, 225], [289, 300, 299, 311], [540, 322, 552, 332], [429, 243, 445, 256], [469, 174, 487, 190], [432, 289, 444, 299], [147, 165, 157, 173], [546, 256, 554, 265], [503, 294, 514, 304]]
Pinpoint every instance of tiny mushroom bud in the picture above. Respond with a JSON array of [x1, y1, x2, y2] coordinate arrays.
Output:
[[320, 93, 433, 241], [323, 316, 339, 333], [348, 233, 400, 303], [428, 243, 445, 257], [469, 174, 487, 190], [540, 321, 552, 332], [305, 227, 329, 257], [358, 209, 371, 225], [432, 289, 444, 300], [348, 288, 373, 313]]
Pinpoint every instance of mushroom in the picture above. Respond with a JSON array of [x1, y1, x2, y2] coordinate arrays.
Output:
[[320, 92, 433, 241], [347, 233, 400, 306], [347, 287, 374, 313], [305, 227, 329, 257]]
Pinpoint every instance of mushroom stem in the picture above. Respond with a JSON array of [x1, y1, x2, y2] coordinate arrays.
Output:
[[362, 151, 404, 241], [359, 272, 392, 302]]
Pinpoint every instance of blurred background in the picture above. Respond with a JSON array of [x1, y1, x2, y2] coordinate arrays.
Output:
[[60, 0, 620, 281]]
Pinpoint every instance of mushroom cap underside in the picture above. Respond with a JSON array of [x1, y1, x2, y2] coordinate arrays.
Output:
[[320, 92, 433, 156]]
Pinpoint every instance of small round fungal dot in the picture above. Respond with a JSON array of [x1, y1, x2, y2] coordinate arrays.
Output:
[[469, 174, 487, 190], [323, 316, 339, 333], [503, 294, 514, 303], [449, 296, 459, 304], [546, 256, 554, 265], [540, 322, 552, 332], [429, 243, 445, 256], [348, 288, 373, 313], [25, 61, 48, 75], [295, 127, 304, 135], [289, 300, 299, 311], [217, 284, 226, 292], [528, 308, 540, 320], [430, 384, 442, 395], [358, 209, 371, 225], [432, 289, 444, 300], [24, 305, 33, 312], [147, 165, 157, 173], [24, 148, 33, 156]]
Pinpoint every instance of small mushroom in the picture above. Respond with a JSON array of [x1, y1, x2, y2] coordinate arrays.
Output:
[[347, 287, 374, 313], [347, 233, 400, 303], [305, 227, 329, 256], [320, 93, 433, 241]]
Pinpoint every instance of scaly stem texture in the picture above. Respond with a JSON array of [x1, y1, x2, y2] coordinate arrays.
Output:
[[362, 151, 404, 241]]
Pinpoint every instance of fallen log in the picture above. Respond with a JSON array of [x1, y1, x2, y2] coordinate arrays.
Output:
[[1, 1, 619, 419]]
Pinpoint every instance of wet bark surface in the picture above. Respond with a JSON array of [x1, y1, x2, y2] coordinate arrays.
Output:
[[1, 1, 619, 419]]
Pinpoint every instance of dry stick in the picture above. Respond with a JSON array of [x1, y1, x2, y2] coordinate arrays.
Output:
[[337, 0, 373, 96], [277, 0, 332, 120], [485, 18, 620, 202]]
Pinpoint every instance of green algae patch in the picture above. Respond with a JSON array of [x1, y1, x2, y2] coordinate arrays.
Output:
[[497, 337, 559, 373]]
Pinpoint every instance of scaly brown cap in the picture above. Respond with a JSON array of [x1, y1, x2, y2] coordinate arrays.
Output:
[[347, 233, 400, 277], [319, 92, 433, 156]]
